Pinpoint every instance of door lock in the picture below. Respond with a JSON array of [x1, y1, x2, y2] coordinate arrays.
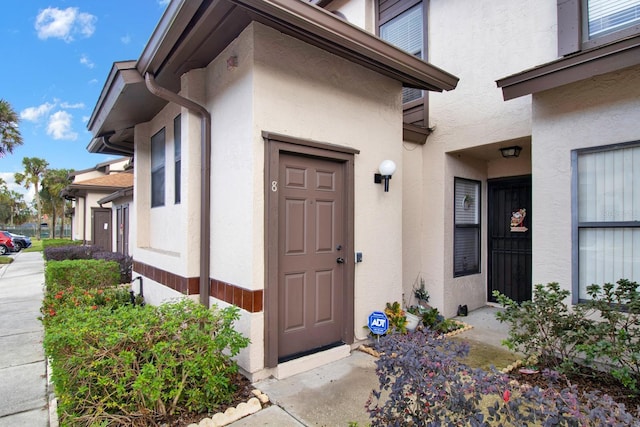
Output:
[[336, 257, 345, 264]]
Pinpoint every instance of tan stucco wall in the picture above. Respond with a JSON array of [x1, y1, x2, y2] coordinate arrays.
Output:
[[131, 22, 405, 375], [531, 65, 640, 294], [399, 0, 556, 316], [252, 23, 404, 345]]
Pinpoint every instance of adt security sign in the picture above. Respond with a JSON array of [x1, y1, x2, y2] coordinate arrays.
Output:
[[368, 311, 389, 335]]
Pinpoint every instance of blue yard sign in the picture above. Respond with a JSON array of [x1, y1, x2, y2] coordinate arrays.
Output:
[[368, 311, 389, 335]]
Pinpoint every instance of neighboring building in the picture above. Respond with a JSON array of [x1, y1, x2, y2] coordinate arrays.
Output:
[[62, 158, 133, 251], [85, 0, 640, 379]]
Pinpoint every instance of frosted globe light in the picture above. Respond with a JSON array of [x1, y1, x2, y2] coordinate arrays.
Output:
[[378, 160, 396, 176]]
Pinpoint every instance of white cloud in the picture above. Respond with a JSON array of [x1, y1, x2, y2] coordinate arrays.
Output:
[[80, 54, 95, 69], [47, 111, 78, 140], [35, 7, 96, 42], [158, 0, 171, 6], [20, 103, 54, 122], [82, 115, 90, 123], [60, 102, 85, 109], [120, 34, 131, 45]]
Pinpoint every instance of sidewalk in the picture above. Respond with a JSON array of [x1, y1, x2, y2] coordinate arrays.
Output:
[[0, 251, 49, 427]]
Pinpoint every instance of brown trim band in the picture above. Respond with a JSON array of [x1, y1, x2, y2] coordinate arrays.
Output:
[[132, 260, 264, 313], [133, 261, 199, 295]]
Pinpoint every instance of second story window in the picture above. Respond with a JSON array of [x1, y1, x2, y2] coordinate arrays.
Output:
[[377, 0, 428, 128], [380, 2, 424, 103], [587, 0, 640, 40], [151, 128, 165, 208], [559, 0, 640, 55]]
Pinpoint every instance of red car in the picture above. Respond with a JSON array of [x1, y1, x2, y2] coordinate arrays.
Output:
[[0, 232, 15, 255]]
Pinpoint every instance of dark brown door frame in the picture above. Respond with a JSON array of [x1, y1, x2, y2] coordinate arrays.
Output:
[[263, 131, 358, 368]]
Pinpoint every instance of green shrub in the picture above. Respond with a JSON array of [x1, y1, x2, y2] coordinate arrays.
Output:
[[493, 283, 595, 373], [44, 299, 250, 426], [581, 279, 640, 392], [45, 259, 120, 293], [41, 284, 133, 327]]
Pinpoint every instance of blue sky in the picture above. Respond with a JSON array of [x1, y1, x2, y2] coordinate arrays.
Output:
[[0, 0, 169, 202]]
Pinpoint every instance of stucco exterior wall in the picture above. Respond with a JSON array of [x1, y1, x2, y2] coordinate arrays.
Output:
[[531, 65, 640, 294], [252, 23, 404, 346], [398, 0, 557, 316]]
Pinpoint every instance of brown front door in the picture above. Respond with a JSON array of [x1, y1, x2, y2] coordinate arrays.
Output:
[[488, 176, 532, 303], [277, 153, 345, 361], [92, 208, 112, 251]]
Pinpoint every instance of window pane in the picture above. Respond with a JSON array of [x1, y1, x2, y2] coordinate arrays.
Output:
[[455, 179, 479, 224], [380, 3, 424, 103], [151, 128, 165, 207], [454, 178, 480, 275], [174, 115, 181, 204], [579, 227, 640, 297], [588, 0, 640, 38], [454, 227, 480, 273], [578, 145, 640, 222]]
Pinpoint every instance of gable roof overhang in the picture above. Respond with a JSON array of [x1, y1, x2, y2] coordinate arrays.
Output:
[[87, 0, 459, 155], [496, 34, 640, 101]]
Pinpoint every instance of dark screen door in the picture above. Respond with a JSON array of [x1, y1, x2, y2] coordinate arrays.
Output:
[[488, 176, 532, 303]]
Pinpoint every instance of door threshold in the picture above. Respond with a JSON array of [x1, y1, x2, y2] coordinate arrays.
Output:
[[275, 343, 350, 380]]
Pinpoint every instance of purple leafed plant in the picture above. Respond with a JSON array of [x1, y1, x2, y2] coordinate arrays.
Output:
[[366, 329, 636, 426]]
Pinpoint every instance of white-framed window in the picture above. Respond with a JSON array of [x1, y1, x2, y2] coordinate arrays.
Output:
[[574, 142, 640, 300], [454, 178, 481, 277], [151, 128, 165, 208], [174, 115, 181, 205]]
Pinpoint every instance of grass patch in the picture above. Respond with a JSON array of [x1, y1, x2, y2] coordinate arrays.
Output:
[[450, 336, 521, 371], [0, 256, 13, 264], [24, 239, 45, 252]]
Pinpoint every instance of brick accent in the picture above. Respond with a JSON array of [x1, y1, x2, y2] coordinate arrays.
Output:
[[132, 261, 263, 313]]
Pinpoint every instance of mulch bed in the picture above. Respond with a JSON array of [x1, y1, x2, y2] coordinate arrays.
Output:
[[165, 373, 261, 426], [509, 364, 640, 417]]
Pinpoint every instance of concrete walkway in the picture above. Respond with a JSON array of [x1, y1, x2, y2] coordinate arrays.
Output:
[[0, 251, 49, 427]]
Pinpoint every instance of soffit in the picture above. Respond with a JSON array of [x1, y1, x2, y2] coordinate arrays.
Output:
[[497, 34, 640, 101], [88, 0, 458, 154]]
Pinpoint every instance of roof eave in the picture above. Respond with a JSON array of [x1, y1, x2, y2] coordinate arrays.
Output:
[[497, 34, 640, 100]]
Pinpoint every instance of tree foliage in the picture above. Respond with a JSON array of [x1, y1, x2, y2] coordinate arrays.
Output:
[[41, 168, 73, 238], [0, 99, 23, 158], [15, 157, 49, 235]]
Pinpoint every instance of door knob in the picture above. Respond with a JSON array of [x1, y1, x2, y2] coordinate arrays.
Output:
[[336, 257, 345, 264]]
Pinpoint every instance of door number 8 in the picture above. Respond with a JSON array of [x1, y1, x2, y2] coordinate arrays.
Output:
[[271, 181, 278, 192]]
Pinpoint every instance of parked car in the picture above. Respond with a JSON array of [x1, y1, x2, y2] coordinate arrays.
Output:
[[8, 232, 32, 250], [0, 232, 16, 255]]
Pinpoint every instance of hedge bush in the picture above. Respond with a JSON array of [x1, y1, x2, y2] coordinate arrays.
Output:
[[45, 259, 121, 294], [44, 299, 250, 426], [43, 244, 99, 261], [42, 239, 83, 250]]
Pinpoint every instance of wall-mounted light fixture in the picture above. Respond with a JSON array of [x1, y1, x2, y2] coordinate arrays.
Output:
[[374, 160, 397, 192], [500, 146, 522, 158]]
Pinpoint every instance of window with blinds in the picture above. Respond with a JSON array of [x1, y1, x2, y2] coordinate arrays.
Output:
[[454, 178, 481, 276], [586, 0, 640, 39], [576, 143, 640, 299], [151, 128, 166, 208], [174, 115, 181, 205], [379, 3, 424, 103]]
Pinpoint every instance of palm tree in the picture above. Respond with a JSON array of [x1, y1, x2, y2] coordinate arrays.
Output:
[[41, 168, 73, 238], [15, 157, 49, 238], [0, 99, 23, 158]]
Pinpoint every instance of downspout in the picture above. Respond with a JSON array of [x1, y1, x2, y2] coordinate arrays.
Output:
[[144, 72, 212, 308], [82, 196, 87, 244]]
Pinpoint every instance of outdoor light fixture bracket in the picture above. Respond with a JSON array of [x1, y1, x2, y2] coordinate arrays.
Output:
[[374, 160, 396, 192], [500, 145, 522, 158]]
